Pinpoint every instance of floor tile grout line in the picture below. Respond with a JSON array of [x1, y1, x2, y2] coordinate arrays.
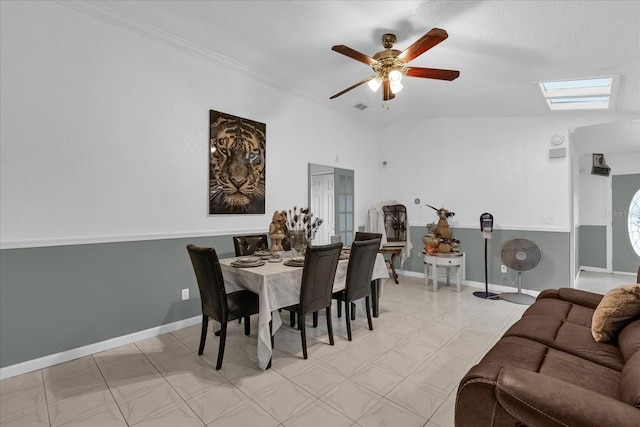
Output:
[[91, 353, 131, 427], [39, 368, 53, 427]]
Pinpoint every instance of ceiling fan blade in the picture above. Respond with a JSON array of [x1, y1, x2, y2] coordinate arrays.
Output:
[[382, 80, 395, 101], [331, 45, 378, 66], [397, 28, 448, 63], [329, 76, 375, 99], [405, 67, 460, 81]]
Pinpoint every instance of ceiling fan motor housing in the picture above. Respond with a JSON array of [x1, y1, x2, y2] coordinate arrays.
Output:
[[381, 33, 397, 48]]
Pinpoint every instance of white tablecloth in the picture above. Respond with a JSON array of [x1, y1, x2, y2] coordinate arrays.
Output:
[[220, 253, 389, 369]]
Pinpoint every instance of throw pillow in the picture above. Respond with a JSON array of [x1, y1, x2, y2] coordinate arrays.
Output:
[[591, 284, 640, 343]]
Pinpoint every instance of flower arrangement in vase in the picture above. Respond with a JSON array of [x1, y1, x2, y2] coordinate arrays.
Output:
[[285, 206, 323, 256]]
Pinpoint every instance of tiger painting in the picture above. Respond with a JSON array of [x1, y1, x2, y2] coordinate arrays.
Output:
[[209, 111, 266, 214]]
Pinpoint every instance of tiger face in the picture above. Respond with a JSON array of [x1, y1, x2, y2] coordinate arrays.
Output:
[[209, 116, 266, 214]]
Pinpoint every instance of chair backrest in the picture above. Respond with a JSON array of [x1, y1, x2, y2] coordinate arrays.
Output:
[[382, 204, 407, 242], [186, 244, 228, 322], [233, 234, 268, 256], [354, 232, 383, 242], [281, 236, 291, 251], [299, 242, 343, 313], [345, 238, 381, 302]]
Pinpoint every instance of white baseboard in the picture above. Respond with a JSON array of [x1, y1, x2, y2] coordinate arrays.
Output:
[[579, 267, 637, 276], [0, 316, 201, 381], [397, 269, 540, 297], [463, 280, 540, 297], [612, 270, 637, 277], [579, 266, 609, 273]]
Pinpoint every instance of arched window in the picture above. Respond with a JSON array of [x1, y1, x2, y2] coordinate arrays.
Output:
[[629, 189, 640, 257]]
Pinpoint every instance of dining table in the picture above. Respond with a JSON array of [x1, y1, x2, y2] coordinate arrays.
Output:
[[219, 251, 389, 370]]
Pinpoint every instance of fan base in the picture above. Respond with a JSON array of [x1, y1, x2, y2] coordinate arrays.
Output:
[[473, 291, 500, 300], [500, 292, 536, 305]]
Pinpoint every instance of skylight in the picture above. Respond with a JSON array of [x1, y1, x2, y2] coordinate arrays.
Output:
[[537, 76, 618, 110]]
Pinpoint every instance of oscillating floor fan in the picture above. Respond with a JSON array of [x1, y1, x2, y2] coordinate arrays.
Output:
[[500, 238, 542, 305]]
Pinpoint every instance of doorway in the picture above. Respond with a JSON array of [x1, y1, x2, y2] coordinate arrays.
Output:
[[571, 119, 640, 288], [612, 173, 640, 273], [308, 164, 354, 246]]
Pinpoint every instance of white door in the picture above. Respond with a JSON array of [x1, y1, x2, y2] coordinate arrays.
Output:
[[310, 173, 334, 245]]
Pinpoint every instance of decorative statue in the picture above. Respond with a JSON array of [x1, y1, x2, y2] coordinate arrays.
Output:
[[424, 204, 459, 253], [269, 210, 288, 252], [426, 204, 454, 235]]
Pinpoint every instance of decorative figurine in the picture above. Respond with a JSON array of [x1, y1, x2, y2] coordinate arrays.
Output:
[[269, 210, 288, 252], [423, 204, 459, 254], [426, 204, 455, 238]]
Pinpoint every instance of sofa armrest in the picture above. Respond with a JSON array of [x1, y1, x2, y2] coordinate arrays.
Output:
[[496, 366, 640, 427], [537, 287, 603, 309], [457, 364, 513, 427]]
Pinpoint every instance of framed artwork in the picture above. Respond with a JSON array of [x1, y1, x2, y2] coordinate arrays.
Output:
[[209, 110, 266, 214]]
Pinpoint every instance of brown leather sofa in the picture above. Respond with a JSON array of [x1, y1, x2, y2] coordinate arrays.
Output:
[[456, 279, 640, 426]]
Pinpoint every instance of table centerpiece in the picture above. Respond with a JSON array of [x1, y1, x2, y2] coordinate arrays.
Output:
[[285, 206, 323, 257]]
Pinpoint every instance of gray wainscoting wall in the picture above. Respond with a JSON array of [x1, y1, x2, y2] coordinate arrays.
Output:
[[1, 228, 570, 370], [0, 235, 237, 369], [612, 174, 640, 273], [578, 225, 607, 269], [402, 226, 570, 292]]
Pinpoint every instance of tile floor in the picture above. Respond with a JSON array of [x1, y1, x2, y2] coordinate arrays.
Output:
[[2, 275, 535, 427], [573, 270, 637, 294]]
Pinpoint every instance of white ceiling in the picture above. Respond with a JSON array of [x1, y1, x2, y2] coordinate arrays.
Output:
[[73, 1, 639, 147]]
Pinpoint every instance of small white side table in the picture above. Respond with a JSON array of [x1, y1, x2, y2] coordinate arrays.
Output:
[[423, 252, 465, 292]]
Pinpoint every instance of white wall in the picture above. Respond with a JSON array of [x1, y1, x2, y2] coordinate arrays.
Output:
[[578, 151, 640, 226], [0, 1, 379, 248], [377, 116, 637, 231], [2, 1, 636, 249]]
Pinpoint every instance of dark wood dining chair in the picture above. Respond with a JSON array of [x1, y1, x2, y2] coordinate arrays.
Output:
[[283, 242, 343, 359], [186, 244, 259, 370], [347, 233, 383, 319], [333, 238, 380, 341], [232, 234, 269, 256], [354, 232, 383, 242]]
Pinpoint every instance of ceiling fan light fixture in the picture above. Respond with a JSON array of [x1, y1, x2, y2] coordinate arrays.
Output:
[[388, 69, 403, 83], [390, 80, 403, 94], [330, 27, 459, 101], [367, 76, 382, 92]]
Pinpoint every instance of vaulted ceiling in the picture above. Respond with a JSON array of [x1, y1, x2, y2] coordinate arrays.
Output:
[[69, 1, 639, 150]]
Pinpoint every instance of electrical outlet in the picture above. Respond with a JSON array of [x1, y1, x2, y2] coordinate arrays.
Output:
[[181, 288, 189, 300], [501, 265, 507, 274]]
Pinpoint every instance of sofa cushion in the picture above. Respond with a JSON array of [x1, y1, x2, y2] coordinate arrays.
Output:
[[592, 284, 640, 343], [504, 314, 564, 343], [539, 348, 621, 399], [478, 336, 548, 371], [504, 314, 624, 370], [523, 297, 594, 327], [620, 351, 640, 408], [554, 321, 624, 370], [536, 287, 603, 309], [523, 298, 571, 320], [618, 319, 640, 362], [557, 287, 604, 308]]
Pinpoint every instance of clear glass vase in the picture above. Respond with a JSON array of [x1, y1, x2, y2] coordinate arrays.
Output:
[[288, 230, 308, 258]]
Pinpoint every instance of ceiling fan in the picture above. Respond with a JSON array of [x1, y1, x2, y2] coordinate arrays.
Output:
[[330, 28, 460, 101]]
